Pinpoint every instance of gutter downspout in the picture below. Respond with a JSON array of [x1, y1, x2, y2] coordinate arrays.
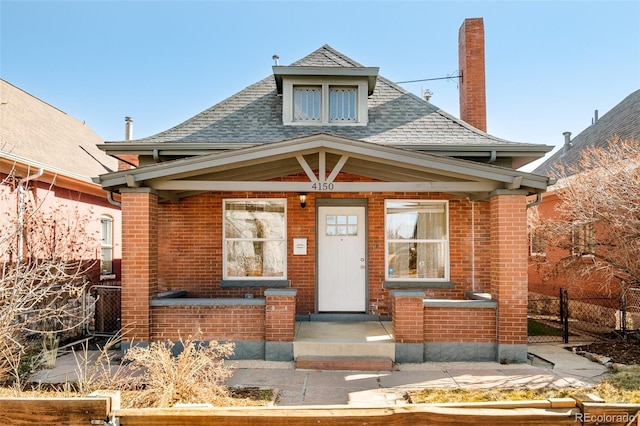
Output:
[[107, 191, 122, 207], [17, 168, 44, 260], [471, 200, 475, 291], [526, 192, 543, 209]]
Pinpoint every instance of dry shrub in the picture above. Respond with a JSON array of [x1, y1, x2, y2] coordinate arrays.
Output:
[[72, 333, 132, 395], [123, 335, 235, 408]]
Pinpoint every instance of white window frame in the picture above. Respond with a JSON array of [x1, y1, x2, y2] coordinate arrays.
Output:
[[223, 198, 287, 280], [572, 221, 595, 256], [100, 215, 114, 276], [282, 76, 368, 126], [529, 227, 547, 257], [384, 200, 450, 281]]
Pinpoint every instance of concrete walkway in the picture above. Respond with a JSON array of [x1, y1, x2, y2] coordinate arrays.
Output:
[[226, 344, 609, 406], [31, 342, 609, 406]]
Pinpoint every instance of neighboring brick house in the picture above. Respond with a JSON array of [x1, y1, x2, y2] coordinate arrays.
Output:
[[528, 89, 640, 300], [95, 19, 553, 363], [0, 79, 122, 288]]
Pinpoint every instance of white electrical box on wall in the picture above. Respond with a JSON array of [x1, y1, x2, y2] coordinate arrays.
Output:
[[293, 238, 307, 255]]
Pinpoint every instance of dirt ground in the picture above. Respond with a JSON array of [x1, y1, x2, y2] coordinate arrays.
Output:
[[574, 333, 640, 365]]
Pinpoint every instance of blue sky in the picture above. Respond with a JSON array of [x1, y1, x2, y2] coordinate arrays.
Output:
[[2, 0, 639, 171]]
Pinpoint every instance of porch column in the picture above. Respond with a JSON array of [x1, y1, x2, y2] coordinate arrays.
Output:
[[264, 288, 297, 361], [120, 188, 158, 350], [391, 290, 425, 363], [489, 190, 528, 363]]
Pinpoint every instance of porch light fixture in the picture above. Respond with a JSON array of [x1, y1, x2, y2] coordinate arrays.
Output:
[[299, 193, 307, 208]]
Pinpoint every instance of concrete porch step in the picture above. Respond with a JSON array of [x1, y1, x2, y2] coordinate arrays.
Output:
[[293, 321, 396, 361], [296, 355, 393, 371]]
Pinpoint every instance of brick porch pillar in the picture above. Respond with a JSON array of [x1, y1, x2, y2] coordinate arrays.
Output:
[[264, 288, 297, 361], [120, 188, 158, 350], [490, 190, 528, 362], [391, 290, 425, 363]]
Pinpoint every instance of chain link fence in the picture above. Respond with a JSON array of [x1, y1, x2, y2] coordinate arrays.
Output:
[[528, 285, 640, 344]]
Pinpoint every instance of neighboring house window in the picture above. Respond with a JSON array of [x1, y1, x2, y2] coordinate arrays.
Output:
[[385, 200, 449, 280], [223, 199, 286, 279], [530, 228, 546, 256], [100, 215, 113, 275], [572, 222, 595, 256]]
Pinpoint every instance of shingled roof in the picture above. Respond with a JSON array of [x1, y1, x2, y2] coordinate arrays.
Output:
[[112, 45, 542, 149], [534, 89, 640, 177], [0, 79, 118, 181]]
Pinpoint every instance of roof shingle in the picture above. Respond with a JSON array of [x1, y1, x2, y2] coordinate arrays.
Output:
[[534, 89, 640, 177], [115, 45, 541, 150]]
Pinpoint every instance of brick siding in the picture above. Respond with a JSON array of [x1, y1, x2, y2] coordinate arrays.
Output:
[[150, 305, 265, 341], [424, 307, 496, 343]]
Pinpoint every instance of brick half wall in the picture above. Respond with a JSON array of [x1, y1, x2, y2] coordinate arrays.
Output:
[[151, 304, 266, 342], [424, 300, 498, 362]]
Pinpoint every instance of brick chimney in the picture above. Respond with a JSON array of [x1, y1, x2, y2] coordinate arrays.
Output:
[[458, 18, 487, 133]]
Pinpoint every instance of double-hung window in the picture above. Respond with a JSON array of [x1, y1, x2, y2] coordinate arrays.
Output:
[[100, 215, 113, 275], [223, 199, 286, 279], [530, 228, 546, 256], [572, 222, 595, 256], [385, 200, 449, 280]]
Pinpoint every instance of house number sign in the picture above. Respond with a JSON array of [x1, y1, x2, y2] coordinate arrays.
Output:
[[311, 182, 335, 191]]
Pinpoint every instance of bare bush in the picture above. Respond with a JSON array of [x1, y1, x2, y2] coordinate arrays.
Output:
[[123, 335, 235, 408], [71, 333, 132, 396], [0, 166, 97, 383]]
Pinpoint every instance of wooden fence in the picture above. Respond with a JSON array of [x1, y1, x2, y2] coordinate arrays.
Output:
[[1, 393, 639, 426]]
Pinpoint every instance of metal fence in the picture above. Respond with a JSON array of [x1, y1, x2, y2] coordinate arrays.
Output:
[[528, 287, 640, 344], [87, 283, 121, 336], [528, 289, 566, 343]]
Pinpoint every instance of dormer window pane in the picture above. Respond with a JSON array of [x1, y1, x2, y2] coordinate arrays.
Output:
[[330, 87, 357, 122], [294, 86, 321, 121]]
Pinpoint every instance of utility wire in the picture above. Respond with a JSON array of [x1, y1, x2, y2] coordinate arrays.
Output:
[[395, 74, 462, 84]]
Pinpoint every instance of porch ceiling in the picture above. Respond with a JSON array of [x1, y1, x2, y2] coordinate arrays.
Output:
[[96, 134, 550, 202]]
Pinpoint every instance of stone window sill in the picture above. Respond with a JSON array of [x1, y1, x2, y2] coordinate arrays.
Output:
[[383, 281, 454, 290]]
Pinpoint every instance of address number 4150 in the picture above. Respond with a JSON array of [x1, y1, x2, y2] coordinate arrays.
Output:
[[311, 183, 335, 191]]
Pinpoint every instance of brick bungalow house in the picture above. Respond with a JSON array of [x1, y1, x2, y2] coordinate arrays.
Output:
[[528, 89, 640, 327], [95, 18, 553, 363], [0, 79, 123, 333]]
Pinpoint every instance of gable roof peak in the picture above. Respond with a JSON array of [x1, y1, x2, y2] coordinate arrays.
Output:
[[290, 44, 364, 68]]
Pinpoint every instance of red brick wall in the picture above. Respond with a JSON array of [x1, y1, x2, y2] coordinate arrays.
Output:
[[458, 18, 487, 132], [424, 307, 496, 342], [151, 305, 265, 341], [391, 293, 424, 343], [121, 190, 158, 343], [265, 292, 296, 342], [151, 172, 494, 317], [491, 194, 528, 346]]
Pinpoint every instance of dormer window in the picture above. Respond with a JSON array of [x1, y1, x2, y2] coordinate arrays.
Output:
[[273, 66, 379, 127], [329, 87, 357, 122], [293, 85, 358, 123], [294, 86, 321, 121]]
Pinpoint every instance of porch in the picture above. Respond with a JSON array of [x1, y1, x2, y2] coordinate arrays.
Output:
[[145, 290, 503, 364]]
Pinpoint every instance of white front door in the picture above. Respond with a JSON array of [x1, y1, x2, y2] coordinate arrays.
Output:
[[318, 206, 366, 312]]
